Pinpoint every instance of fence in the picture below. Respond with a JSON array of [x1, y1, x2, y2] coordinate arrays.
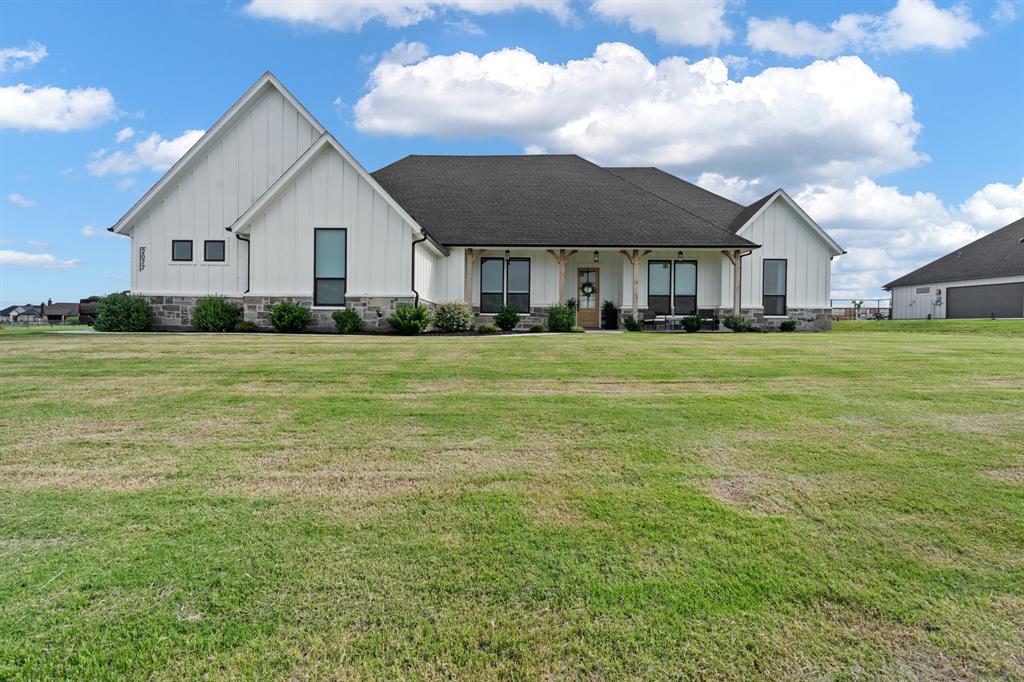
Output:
[[830, 298, 892, 321]]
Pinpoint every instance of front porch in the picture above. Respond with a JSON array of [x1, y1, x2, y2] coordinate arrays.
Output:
[[454, 246, 751, 330]]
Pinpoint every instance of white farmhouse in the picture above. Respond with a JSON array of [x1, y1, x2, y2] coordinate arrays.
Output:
[[109, 73, 845, 331]]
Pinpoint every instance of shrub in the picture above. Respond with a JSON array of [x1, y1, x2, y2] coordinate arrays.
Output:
[[779, 319, 798, 332], [601, 300, 619, 330], [332, 308, 362, 334], [495, 304, 520, 332], [234, 320, 259, 333], [388, 304, 432, 335], [192, 296, 240, 332], [433, 302, 474, 333], [477, 323, 498, 334], [547, 303, 575, 333], [529, 324, 546, 333], [570, 325, 585, 333], [623, 315, 643, 332], [681, 315, 702, 333], [723, 314, 753, 332], [94, 293, 151, 332], [65, 316, 80, 326], [269, 300, 310, 333]]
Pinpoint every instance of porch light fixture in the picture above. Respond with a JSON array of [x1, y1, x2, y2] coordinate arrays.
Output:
[[504, 249, 510, 261], [593, 250, 599, 263], [677, 250, 684, 261]]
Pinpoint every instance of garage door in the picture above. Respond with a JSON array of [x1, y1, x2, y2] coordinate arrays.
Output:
[[947, 282, 1024, 318]]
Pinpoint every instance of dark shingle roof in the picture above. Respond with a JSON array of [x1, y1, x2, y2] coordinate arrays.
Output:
[[372, 155, 757, 248], [606, 167, 745, 230], [43, 303, 79, 316], [884, 217, 1024, 289]]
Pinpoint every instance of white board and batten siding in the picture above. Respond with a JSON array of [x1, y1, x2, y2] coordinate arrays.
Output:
[[735, 198, 833, 310], [243, 145, 418, 301], [890, 274, 1024, 319], [130, 86, 318, 296]]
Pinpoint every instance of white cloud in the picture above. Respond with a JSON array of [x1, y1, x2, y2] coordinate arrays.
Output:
[[26, 240, 48, 249], [331, 97, 344, 113], [81, 224, 113, 238], [444, 17, 485, 35], [356, 43, 925, 188], [0, 84, 118, 132], [380, 40, 430, 65], [992, 0, 1019, 22], [747, 0, 982, 58], [0, 41, 47, 73], [8, 193, 35, 208], [958, 177, 1024, 228], [0, 249, 78, 268], [87, 129, 205, 176], [695, 173, 764, 204], [115, 126, 135, 142], [241, 0, 570, 30], [591, 0, 732, 47], [116, 177, 136, 191]]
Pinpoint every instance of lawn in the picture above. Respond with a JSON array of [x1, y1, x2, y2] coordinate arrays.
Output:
[[1, 322, 1022, 679]]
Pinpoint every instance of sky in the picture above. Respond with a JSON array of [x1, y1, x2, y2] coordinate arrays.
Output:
[[1, 0, 1022, 308]]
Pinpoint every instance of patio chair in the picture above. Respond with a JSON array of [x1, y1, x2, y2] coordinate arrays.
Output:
[[698, 308, 719, 331]]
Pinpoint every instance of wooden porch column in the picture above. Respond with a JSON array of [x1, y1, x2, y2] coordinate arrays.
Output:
[[464, 248, 479, 305], [547, 249, 577, 303], [722, 249, 743, 314], [619, 249, 651, 318]]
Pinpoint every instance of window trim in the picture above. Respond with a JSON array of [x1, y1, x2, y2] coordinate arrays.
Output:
[[313, 228, 347, 308], [763, 258, 787, 316], [203, 239, 226, 262], [479, 256, 531, 314], [171, 239, 193, 262], [648, 259, 698, 316]]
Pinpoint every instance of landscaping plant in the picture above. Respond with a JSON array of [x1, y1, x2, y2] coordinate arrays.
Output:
[[495, 304, 520, 332], [601, 300, 619, 330], [192, 296, 240, 332], [681, 315, 702, 333], [234, 321, 259, 333], [723, 314, 754, 332], [332, 308, 362, 334], [477, 323, 498, 334], [268, 300, 311, 333], [433, 302, 474, 333], [528, 324, 546, 333], [622, 314, 643, 332], [388, 304, 432, 335], [546, 304, 575, 333], [94, 292, 151, 332], [779, 319, 798, 332]]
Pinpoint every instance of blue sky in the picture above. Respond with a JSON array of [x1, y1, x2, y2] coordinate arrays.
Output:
[[1, 0, 1022, 308]]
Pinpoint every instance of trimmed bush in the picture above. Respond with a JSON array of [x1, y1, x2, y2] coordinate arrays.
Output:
[[234, 321, 259, 333], [269, 300, 310, 333], [681, 315, 702, 333], [623, 315, 643, 332], [477, 323, 498, 334], [192, 296, 240, 332], [779, 319, 798, 332], [65, 316, 80, 326], [332, 308, 362, 334], [94, 293, 151, 332], [389, 304, 432, 335], [723, 314, 754, 332], [433, 302, 474, 333], [570, 325, 585, 333], [601, 300, 619, 330], [547, 304, 575, 333], [495, 304, 520, 332], [528, 324, 546, 333]]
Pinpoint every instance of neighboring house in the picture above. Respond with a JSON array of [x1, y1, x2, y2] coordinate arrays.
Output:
[[0, 305, 23, 322], [109, 73, 844, 331], [41, 302, 80, 324], [884, 217, 1024, 319], [11, 305, 42, 323]]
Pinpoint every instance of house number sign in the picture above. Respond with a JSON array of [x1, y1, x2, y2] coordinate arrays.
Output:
[[139, 246, 146, 271]]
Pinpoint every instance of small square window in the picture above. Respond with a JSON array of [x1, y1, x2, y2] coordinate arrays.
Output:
[[204, 240, 225, 262], [915, 286, 930, 294], [172, 240, 193, 262]]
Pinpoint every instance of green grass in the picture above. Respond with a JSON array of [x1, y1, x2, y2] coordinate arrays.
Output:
[[1, 322, 1022, 679]]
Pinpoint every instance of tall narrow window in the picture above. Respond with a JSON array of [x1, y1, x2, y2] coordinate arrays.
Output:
[[674, 261, 697, 315], [480, 258, 504, 313], [506, 258, 530, 312], [648, 260, 671, 315], [314, 228, 346, 306], [763, 259, 787, 315], [172, 240, 193, 262]]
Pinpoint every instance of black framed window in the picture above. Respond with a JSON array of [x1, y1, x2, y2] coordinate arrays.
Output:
[[506, 258, 530, 312], [480, 257, 530, 314], [763, 259, 787, 315], [204, 240, 225, 262], [171, 240, 193, 262], [673, 260, 698, 315], [647, 260, 671, 315], [314, 228, 346, 306]]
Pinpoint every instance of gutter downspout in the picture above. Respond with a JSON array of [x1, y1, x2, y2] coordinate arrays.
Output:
[[411, 233, 428, 307], [233, 231, 251, 295]]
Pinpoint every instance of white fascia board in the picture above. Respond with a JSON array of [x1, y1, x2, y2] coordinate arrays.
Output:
[[736, 190, 845, 257], [109, 72, 325, 235]]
